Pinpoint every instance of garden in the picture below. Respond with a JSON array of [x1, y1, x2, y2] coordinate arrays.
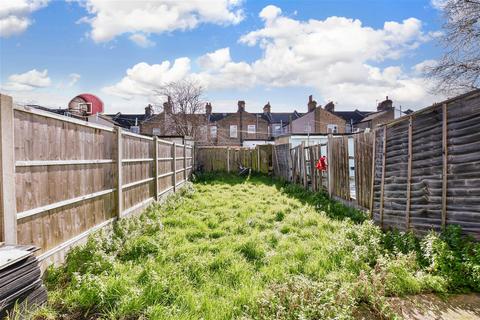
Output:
[[31, 174, 480, 319]]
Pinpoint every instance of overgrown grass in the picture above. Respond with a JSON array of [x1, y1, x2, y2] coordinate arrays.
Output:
[[30, 173, 479, 320]]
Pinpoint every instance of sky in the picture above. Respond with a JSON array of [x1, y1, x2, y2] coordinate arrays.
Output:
[[0, 0, 448, 114]]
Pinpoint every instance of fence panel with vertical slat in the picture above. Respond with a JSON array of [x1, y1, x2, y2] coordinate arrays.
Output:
[[1, 99, 192, 268]]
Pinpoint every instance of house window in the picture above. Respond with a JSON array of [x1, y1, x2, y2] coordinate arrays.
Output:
[[248, 124, 256, 134], [230, 125, 237, 138], [130, 126, 140, 134], [327, 124, 338, 133], [210, 126, 217, 138], [200, 126, 207, 136], [304, 124, 312, 133], [152, 128, 161, 135]]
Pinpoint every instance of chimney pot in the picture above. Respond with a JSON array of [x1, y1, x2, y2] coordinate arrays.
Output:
[[324, 101, 335, 113], [263, 102, 271, 114], [238, 100, 246, 112], [377, 96, 393, 112], [145, 104, 154, 117], [205, 102, 212, 115], [163, 97, 172, 114], [307, 95, 317, 112]]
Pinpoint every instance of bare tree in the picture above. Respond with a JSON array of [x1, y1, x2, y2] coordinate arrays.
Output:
[[153, 79, 206, 138], [428, 0, 480, 93]]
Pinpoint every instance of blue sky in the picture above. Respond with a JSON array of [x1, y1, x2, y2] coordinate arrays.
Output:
[[1, 0, 446, 113]]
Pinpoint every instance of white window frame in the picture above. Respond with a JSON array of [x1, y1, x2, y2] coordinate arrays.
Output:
[[210, 126, 217, 138], [247, 124, 256, 134], [230, 125, 238, 138], [152, 128, 161, 136], [304, 124, 312, 133], [327, 124, 338, 133]]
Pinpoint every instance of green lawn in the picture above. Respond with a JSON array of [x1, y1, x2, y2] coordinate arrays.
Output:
[[34, 174, 479, 320]]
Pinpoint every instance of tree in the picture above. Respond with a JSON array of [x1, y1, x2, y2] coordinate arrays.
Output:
[[428, 0, 480, 93], [153, 79, 206, 138]]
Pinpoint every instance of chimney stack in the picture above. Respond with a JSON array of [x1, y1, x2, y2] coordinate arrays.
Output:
[[238, 100, 246, 112], [308, 95, 317, 112], [324, 101, 335, 113], [377, 96, 393, 112], [205, 102, 212, 115], [163, 96, 173, 114], [145, 104, 154, 117], [263, 102, 271, 114]]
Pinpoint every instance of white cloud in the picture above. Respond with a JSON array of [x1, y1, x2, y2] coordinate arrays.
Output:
[[412, 59, 437, 75], [259, 5, 282, 23], [198, 47, 231, 70], [2, 69, 51, 91], [0, 0, 49, 37], [129, 33, 155, 48], [431, 0, 447, 10], [68, 73, 81, 87], [103, 5, 443, 109], [103, 58, 191, 99], [81, 0, 244, 43]]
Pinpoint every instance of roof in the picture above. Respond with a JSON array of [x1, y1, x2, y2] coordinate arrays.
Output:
[[334, 110, 371, 124], [28, 105, 69, 115], [358, 110, 389, 123], [208, 111, 303, 124], [105, 113, 150, 128]]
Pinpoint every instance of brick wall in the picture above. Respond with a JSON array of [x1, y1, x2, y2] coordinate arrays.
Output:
[[215, 111, 269, 146], [315, 108, 346, 133]]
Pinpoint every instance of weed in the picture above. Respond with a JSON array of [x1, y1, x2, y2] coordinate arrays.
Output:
[[33, 174, 480, 320]]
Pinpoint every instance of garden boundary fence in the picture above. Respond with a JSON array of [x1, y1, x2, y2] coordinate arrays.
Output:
[[0, 94, 193, 268], [284, 132, 373, 210], [371, 89, 480, 239], [195, 145, 272, 174]]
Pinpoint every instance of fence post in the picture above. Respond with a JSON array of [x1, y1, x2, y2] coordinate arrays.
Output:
[[115, 126, 123, 218], [0, 94, 17, 244], [257, 146, 260, 173], [327, 134, 334, 197], [172, 142, 177, 192], [183, 143, 187, 181], [441, 103, 448, 229], [369, 130, 377, 217], [379, 125, 387, 229], [406, 116, 413, 230], [153, 136, 159, 201], [227, 147, 230, 173]]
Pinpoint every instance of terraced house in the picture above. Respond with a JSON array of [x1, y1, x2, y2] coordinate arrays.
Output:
[[139, 100, 303, 147]]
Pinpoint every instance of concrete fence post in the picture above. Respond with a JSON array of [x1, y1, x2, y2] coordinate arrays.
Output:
[[153, 137, 159, 201], [0, 94, 17, 244], [115, 126, 123, 218], [172, 142, 177, 192], [183, 143, 187, 181]]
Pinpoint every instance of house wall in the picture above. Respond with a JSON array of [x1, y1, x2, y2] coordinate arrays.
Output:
[[215, 111, 269, 146], [140, 113, 168, 136], [315, 108, 346, 133], [356, 108, 395, 130], [291, 111, 314, 133]]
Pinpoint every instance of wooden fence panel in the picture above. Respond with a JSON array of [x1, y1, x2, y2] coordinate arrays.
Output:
[[371, 89, 480, 238], [445, 93, 480, 237], [0, 98, 192, 267], [329, 136, 350, 200], [382, 120, 409, 231], [408, 107, 444, 234], [121, 134, 155, 215], [13, 107, 117, 259], [354, 132, 373, 209], [195, 146, 273, 173], [273, 143, 291, 181], [372, 128, 385, 223]]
